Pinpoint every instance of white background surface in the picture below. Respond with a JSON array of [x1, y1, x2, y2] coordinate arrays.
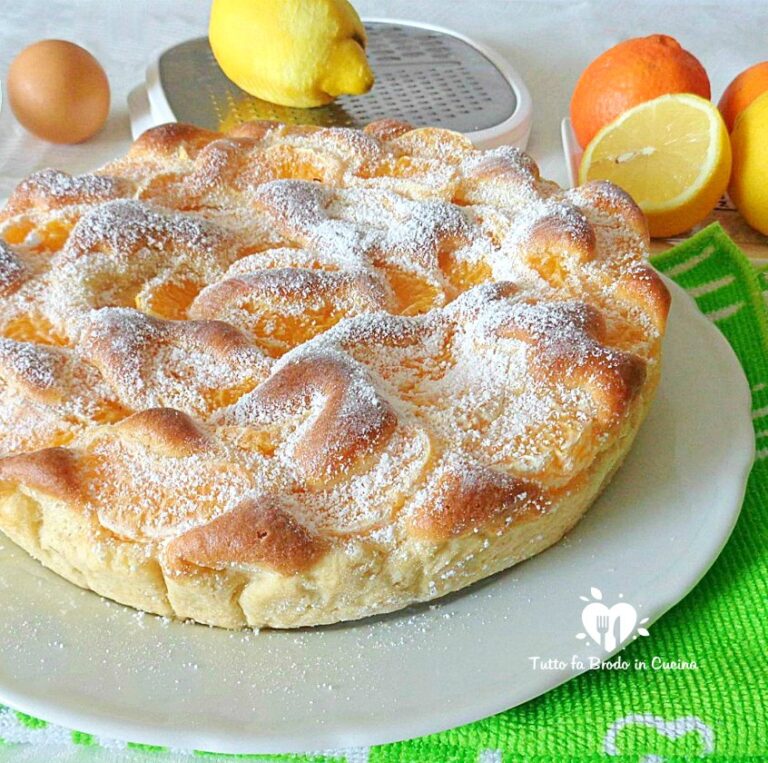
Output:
[[0, 1, 766, 195]]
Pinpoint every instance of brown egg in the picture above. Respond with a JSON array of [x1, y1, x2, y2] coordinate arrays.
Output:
[[7, 40, 110, 144]]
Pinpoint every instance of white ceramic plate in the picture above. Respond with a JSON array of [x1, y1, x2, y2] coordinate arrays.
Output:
[[561, 116, 582, 187], [0, 279, 753, 754]]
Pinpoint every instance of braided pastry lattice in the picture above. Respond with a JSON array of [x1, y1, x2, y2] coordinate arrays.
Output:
[[0, 120, 668, 628]]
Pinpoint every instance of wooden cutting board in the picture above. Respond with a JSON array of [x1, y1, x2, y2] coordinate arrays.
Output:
[[651, 198, 768, 265]]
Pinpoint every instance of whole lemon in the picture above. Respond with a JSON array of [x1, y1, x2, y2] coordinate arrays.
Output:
[[729, 90, 768, 235], [209, 0, 374, 109]]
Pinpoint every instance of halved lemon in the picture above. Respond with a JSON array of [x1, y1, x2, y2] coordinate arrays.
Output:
[[579, 93, 732, 238]]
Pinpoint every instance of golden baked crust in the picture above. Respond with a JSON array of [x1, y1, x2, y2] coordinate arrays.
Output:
[[0, 120, 669, 628]]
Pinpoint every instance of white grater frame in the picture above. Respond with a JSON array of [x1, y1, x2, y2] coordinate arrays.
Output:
[[130, 18, 532, 149]]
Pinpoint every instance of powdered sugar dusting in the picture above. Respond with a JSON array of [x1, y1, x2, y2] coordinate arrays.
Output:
[[0, 338, 62, 391], [0, 242, 24, 294], [80, 308, 269, 417], [9, 169, 129, 207], [0, 341, 124, 456], [0, 118, 662, 588]]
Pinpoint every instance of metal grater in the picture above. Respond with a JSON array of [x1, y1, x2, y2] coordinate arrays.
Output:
[[129, 19, 532, 149]]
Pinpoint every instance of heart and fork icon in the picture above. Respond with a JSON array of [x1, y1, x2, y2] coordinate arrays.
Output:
[[582, 602, 638, 651], [577, 588, 649, 652]]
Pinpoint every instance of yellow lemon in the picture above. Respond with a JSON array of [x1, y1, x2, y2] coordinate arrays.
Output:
[[729, 90, 768, 236], [579, 93, 732, 238], [209, 0, 374, 108]]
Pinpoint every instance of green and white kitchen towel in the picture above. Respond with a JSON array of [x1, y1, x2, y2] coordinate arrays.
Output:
[[1, 223, 766, 762]]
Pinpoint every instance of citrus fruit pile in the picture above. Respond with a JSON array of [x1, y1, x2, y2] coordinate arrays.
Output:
[[573, 35, 768, 238]]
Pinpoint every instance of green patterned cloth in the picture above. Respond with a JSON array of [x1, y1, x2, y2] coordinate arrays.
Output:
[[1, 224, 766, 762]]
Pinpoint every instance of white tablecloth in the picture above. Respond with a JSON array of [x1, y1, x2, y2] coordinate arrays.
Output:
[[0, 0, 766, 197]]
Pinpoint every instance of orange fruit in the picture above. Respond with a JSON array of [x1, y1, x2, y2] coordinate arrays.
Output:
[[571, 34, 711, 148], [718, 61, 768, 132]]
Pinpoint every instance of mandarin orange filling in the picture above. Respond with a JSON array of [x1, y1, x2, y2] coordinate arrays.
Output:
[[248, 307, 346, 358], [45, 430, 77, 448], [600, 318, 648, 352], [85, 276, 143, 310], [2, 220, 33, 245], [3, 219, 72, 253], [138, 172, 184, 201], [362, 155, 426, 179], [3, 314, 68, 346], [387, 342, 454, 403], [231, 427, 276, 457], [204, 380, 258, 410], [438, 250, 492, 292], [381, 265, 442, 316], [269, 147, 329, 182], [527, 252, 569, 287], [37, 220, 72, 252], [92, 399, 132, 425], [136, 279, 201, 320]]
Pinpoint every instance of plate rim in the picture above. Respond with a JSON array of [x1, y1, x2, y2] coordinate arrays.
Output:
[[0, 277, 755, 754]]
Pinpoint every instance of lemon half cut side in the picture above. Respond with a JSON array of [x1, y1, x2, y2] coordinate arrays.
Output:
[[579, 93, 732, 238]]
